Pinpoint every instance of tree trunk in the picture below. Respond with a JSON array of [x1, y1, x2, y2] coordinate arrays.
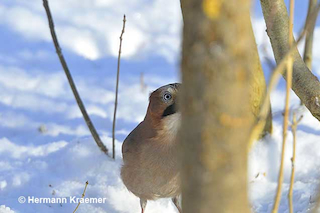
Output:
[[179, 0, 254, 212]]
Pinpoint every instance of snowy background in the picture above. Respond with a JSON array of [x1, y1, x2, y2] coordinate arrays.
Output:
[[0, 0, 320, 212]]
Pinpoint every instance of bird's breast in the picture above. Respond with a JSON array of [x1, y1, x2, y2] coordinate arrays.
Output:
[[157, 112, 181, 144], [121, 113, 181, 200]]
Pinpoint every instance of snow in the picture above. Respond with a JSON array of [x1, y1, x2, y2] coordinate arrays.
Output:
[[3, 89, 320, 213], [0, 205, 14, 213], [0, 135, 180, 213], [249, 116, 320, 212], [1, 0, 320, 212], [0, 0, 182, 61]]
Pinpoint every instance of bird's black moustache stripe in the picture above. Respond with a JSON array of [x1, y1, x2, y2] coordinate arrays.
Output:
[[162, 103, 176, 117]]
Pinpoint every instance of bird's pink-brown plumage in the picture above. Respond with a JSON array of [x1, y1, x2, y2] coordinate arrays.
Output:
[[121, 83, 181, 212]]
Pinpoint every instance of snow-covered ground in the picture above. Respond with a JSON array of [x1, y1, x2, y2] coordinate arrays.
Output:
[[1, 0, 320, 212]]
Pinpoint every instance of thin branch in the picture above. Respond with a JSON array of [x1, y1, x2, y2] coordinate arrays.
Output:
[[300, 0, 318, 106], [249, 1, 320, 149], [272, 0, 295, 211], [42, 0, 109, 156], [260, 0, 320, 122], [300, 0, 318, 108], [112, 15, 126, 160], [303, 0, 319, 70], [288, 113, 303, 213], [73, 181, 89, 213]]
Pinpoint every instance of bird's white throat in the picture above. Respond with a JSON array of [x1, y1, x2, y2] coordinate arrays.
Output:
[[162, 112, 181, 138]]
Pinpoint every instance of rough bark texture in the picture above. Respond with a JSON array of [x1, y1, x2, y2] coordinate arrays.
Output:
[[179, 0, 254, 212], [261, 0, 320, 121]]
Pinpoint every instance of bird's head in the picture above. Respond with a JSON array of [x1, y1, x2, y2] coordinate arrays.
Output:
[[145, 83, 180, 125]]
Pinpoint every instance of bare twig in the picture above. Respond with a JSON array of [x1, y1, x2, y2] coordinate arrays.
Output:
[[112, 15, 126, 160], [272, 0, 295, 212], [73, 181, 89, 213], [288, 113, 303, 213], [301, 0, 319, 106], [303, 0, 319, 70], [42, 0, 109, 155], [300, 3, 320, 41]]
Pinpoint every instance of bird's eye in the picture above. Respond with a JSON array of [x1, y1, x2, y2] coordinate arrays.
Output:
[[163, 92, 172, 101]]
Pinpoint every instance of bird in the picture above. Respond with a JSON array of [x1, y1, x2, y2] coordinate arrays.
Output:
[[121, 83, 182, 213]]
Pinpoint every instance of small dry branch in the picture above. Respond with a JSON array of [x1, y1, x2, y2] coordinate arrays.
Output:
[[272, 0, 295, 211], [303, 0, 319, 70], [42, 0, 109, 156], [288, 113, 303, 213], [112, 15, 126, 159], [73, 181, 89, 213]]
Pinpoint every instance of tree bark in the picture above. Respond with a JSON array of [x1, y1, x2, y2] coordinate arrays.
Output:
[[260, 0, 320, 121], [180, 2, 272, 141], [180, 0, 254, 212]]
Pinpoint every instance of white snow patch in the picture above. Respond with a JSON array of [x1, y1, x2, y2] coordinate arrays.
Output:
[[0, 205, 14, 213], [0, 0, 182, 61], [0, 138, 68, 159]]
